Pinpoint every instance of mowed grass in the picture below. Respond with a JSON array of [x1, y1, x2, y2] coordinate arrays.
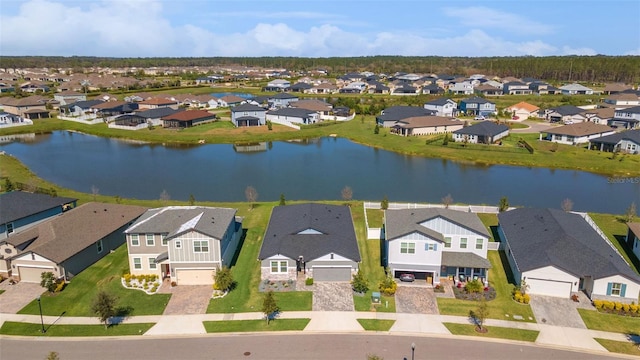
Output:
[[594, 338, 640, 356], [437, 251, 536, 322], [578, 309, 640, 334], [443, 323, 539, 342], [203, 319, 310, 333], [357, 319, 395, 331], [0, 321, 154, 336], [18, 246, 171, 316], [589, 212, 640, 274]]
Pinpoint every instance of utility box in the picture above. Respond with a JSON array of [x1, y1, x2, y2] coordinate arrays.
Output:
[[372, 291, 381, 304]]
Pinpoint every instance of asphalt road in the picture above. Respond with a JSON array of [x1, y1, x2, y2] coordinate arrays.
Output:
[[0, 333, 626, 360]]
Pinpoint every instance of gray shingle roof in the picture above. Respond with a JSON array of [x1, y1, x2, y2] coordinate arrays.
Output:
[[134, 107, 183, 119], [453, 121, 509, 137], [550, 105, 584, 116], [425, 98, 455, 106], [231, 103, 266, 112], [259, 204, 360, 262], [0, 191, 77, 225], [270, 93, 298, 99], [377, 106, 436, 122], [461, 96, 494, 105], [589, 129, 640, 145], [267, 108, 316, 117], [442, 252, 491, 269], [385, 208, 490, 241], [125, 206, 237, 241], [498, 208, 640, 282]]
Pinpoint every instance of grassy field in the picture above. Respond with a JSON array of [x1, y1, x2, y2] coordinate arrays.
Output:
[[589, 212, 640, 274], [443, 323, 539, 342], [203, 319, 310, 333], [594, 338, 640, 356], [356, 319, 395, 331], [578, 309, 640, 333], [0, 321, 154, 336], [18, 246, 171, 316]]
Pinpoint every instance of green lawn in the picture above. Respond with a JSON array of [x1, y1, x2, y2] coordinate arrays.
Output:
[[365, 208, 384, 228], [357, 319, 395, 331], [437, 251, 536, 322], [578, 309, 640, 333], [443, 323, 539, 342], [203, 319, 310, 333], [594, 338, 640, 356], [18, 246, 171, 316], [353, 291, 396, 312], [0, 321, 154, 336], [589, 213, 640, 274]]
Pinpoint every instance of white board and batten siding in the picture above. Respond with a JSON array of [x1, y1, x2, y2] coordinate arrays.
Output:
[[308, 253, 357, 282], [128, 253, 163, 278], [419, 217, 488, 258], [592, 274, 640, 301], [388, 232, 442, 266], [168, 231, 220, 264], [523, 266, 578, 298]]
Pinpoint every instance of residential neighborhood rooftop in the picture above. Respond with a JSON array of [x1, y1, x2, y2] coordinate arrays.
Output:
[[0, 191, 77, 225]]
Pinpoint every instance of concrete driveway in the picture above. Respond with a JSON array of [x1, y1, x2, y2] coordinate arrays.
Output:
[[160, 285, 212, 315], [511, 120, 559, 134], [395, 285, 439, 314], [529, 295, 586, 328], [0, 281, 45, 314], [312, 282, 354, 311]]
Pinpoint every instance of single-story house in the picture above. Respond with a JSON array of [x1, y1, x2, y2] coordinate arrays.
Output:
[[263, 79, 291, 92], [258, 203, 361, 282], [6, 202, 146, 282], [583, 107, 615, 125], [53, 91, 86, 106], [589, 129, 640, 154], [287, 82, 313, 93], [124, 206, 243, 285], [231, 103, 267, 127], [162, 110, 217, 128], [59, 100, 104, 117], [289, 99, 333, 116], [539, 123, 615, 145], [0, 96, 49, 118], [111, 108, 184, 129], [91, 101, 139, 117], [385, 208, 491, 285], [498, 208, 640, 302], [544, 105, 587, 123], [0, 112, 29, 126], [138, 98, 179, 110], [627, 223, 640, 261], [502, 82, 532, 95], [603, 93, 640, 107], [453, 121, 510, 144], [474, 84, 503, 96], [504, 101, 540, 120], [266, 108, 319, 125], [376, 106, 436, 127], [267, 93, 299, 109], [560, 83, 594, 95], [391, 116, 464, 136], [421, 83, 445, 95], [217, 95, 246, 107], [424, 98, 457, 117]]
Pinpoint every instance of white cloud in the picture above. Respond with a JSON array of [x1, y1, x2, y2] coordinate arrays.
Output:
[[561, 46, 598, 56], [625, 48, 640, 55], [443, 6, 554, 35]]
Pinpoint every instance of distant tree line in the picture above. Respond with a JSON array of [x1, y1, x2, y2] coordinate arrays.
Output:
[[1, 55, 638, 84]]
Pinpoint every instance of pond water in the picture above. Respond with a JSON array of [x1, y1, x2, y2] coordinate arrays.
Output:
[[1, 131, 637, 214], [210, 92, 255, 99]]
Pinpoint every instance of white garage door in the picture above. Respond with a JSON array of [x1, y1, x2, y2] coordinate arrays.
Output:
[[176, 269, 214, 285], [18, 266, 54, 283], [313, 267, 351, 282], [527, 278, 572, 298]]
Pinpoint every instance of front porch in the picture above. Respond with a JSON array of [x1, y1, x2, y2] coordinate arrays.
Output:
[[441, 252, 491, 286]]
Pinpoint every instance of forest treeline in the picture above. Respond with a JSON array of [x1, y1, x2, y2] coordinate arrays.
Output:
[[1, 55, 638, 84]]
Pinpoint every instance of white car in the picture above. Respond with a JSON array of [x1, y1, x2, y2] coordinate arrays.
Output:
[[474, 115, 486, 121]]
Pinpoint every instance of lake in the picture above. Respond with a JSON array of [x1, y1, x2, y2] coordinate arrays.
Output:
[[1, 131, 638, 214]]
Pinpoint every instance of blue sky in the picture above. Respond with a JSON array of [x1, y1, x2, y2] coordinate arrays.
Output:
[[1, 0, 639, 57]]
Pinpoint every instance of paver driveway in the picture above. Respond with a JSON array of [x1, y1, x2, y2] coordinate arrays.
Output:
[[161, 285, 212, 315], [395, 285, 439, 314], [312, 282, 354, 311], [0, 281, 45, 314], [529, 294, 586, 328]]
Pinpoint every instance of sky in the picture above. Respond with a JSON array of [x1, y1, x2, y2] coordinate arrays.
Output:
[[1, 0, 639, 58]]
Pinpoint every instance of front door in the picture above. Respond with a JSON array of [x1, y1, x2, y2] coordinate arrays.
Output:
[[162, 264, 170, 279]]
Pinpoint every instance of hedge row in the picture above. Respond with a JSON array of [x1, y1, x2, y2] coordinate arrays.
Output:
[[592, 300, 640, 315]]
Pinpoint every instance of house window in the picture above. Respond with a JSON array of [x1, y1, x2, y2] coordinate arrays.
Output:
[[270, 260, 287, 274], [476, 239, 483, 250], [133, 257, 142, 270], [460, 238, 468, 249], [130, 234, 139, 246], [400, 242, 415, 254], [610, 282, 622, 296], [175, 240, 182, 249], [193, 240, 209, 253], [161, 234, 168, 246], [425, 243, 437, 251], [146, 234, 155, 246], [6, 222, 14, 235], [148, 258, 157, 270], [444, 237, 452, 248], [96, 239, 103, 253]]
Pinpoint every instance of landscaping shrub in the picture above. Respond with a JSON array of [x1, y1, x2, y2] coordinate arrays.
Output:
[[464, 279, 483, 294], [378, 270, 397, 296], [592, 300, 640, 316], [351, 271, 369, 293], [305, 277, 314, 286]]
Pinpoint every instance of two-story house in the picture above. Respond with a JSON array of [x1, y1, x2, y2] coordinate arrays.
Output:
[[424, 98, 457, 117], [610, 106, 640, 129], [458, 97, 496, 117], [230, 103, 267, 127], [124, 206, 243, 285], [502, 82, 532, 95], [384, 208, 491, 285], [267, 93, 298, 109], [627, 223, 640, 261]]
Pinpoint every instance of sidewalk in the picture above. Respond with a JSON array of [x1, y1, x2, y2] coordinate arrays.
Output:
[[0, 310, 634, 354]]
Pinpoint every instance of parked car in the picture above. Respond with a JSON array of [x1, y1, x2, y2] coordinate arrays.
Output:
[[474, 115, 486, 121], [399, 273, 415, 282]]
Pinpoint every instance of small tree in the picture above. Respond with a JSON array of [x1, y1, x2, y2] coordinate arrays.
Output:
[[374, 124, 380, 134], [471, 297, 489, 332], [245, 186, 258, 209], [160, 189, 171, 204], [91, 291, 118, 329], [279, 193, 286, 206], [189, 194, 196, 205], [442, 194, 453, 209], [380, 195, 389, 210], [3, 178, 14, 192], [40, 272, 57, 293], [561, 198, 573, 212], [351, 271, 369, 294], [498, 196, 509, 212], [213, 266, 234, 292], [266, 120, 273, 130], [262, 290, 278, 325], [625, 201, 637, 223], [378, 268, 397, 296], [341, 186, 353, 204], [442, 133, 449, 146], [91, 185, 99, 201]]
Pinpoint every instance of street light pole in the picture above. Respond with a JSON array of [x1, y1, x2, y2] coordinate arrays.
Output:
[[37, 296, 45, 333], [411, 342, 416, 360]]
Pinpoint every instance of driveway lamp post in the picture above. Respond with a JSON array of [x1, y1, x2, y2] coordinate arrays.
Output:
[[37, 296, 45, 333], [411, 342, 416, 360]]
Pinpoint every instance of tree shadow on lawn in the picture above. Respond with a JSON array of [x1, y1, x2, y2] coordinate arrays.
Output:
[[228, 229, 248, 268], [498, 248, 517, 285], [614, 234, 640, 273], [110, 305, 134, 325]]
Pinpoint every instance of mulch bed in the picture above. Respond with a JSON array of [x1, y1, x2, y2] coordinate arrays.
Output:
[[453, 285, 496, 301], [258, 279, 296, 292]]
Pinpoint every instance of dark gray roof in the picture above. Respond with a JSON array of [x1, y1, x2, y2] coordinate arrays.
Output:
[[461, 96, 494, 105], [616, 105, 640, 114], [0, 191, 77, 225], [589, 129, 640, 145], [453, 121, 509, 137], [60, 99, 104, 110], [442, 252, 491, 269], [498, 208, 640, 282], [231, 103, 266, 113], [385, 208, 490, 241], [270, 93, 298, 100], [267, 108, 316, 117], [259, 203, 360, 262], [377, 106, 436, 122], [134, 107, 184, 119], [550, 105, 584, 116], [125, 206, 238, 241], [425, 98, 455, 106], [289, 83, 312, 90]]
